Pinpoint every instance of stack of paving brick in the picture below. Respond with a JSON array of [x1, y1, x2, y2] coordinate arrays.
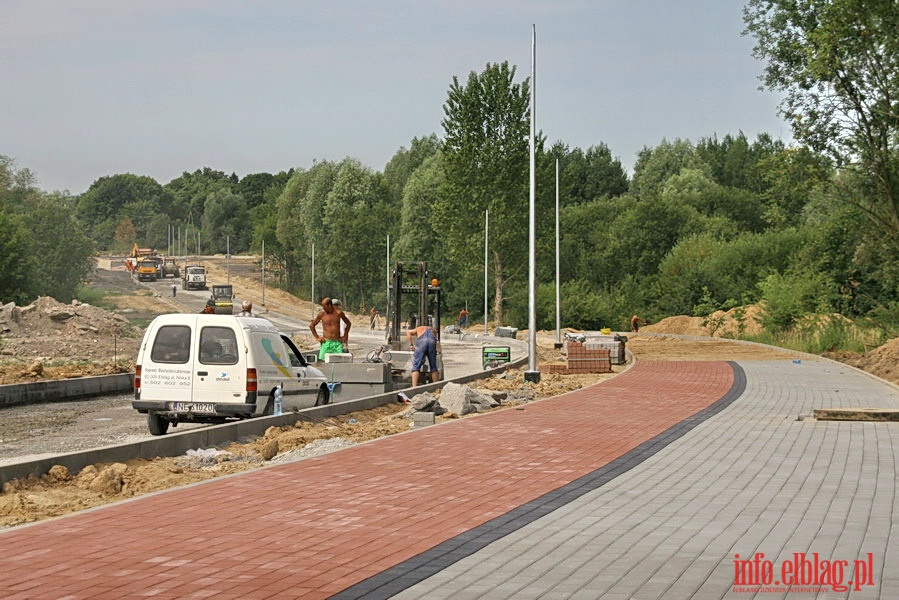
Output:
[[583, 335, 626, 365], [542, 341, 612, 374]]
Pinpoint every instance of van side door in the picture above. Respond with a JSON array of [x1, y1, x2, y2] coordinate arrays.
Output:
[[192, 324, 244, 406]]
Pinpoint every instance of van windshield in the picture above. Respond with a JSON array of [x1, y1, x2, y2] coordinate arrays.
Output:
[[200, 326, 238, 365]]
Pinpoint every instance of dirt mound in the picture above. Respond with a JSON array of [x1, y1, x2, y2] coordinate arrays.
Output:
[[0, 296, 142, 382], [642, 315, 706, 336], [828, 337, 899, 385], [642, 305, 765, 337], [1, 296, 137, 338]]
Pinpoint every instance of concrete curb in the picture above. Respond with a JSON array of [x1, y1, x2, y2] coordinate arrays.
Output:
[[0, 373, 133, 409]]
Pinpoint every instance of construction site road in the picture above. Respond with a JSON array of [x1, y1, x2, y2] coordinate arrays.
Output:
[[0, 260, 531, 467]]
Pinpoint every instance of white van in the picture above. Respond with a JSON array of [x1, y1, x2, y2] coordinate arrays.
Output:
[[132, 314, 329, 435]]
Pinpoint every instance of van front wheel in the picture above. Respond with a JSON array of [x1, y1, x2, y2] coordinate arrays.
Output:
[[315, 386, 330, 407], [148, 413, 170, 436]]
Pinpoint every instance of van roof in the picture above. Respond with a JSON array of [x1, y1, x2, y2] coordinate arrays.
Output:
[[150, 313, 281, 334]]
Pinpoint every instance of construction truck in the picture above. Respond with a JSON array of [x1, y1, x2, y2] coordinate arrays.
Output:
[[210, 284, 234, 314], [136, 255, 162, 282], [125, 244, 156, 274], [160, 258, 180, 278], [181, 265, 207, 290]]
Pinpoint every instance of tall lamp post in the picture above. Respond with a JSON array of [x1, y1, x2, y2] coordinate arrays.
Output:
[[484, 209, 489, 336], [554, 159, 562, 349], [524, 24, 541, 383]]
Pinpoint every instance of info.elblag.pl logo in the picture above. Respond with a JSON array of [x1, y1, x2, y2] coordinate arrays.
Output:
[[733, 552, 875, 593]]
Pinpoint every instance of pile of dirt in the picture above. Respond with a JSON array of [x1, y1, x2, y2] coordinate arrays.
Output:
[[826, 337, 899, 385], [0, 297, 143, 383], [641, 305, 765, 337], [0, 296, 137, 340]]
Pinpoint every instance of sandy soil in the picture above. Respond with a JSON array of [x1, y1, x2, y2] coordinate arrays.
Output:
[[1, 257, 896, 529]]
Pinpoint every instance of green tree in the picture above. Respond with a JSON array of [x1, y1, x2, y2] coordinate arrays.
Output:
[[382, 135, 440, 205], [661, 168, 764, 233], [744, 0, 899, 239], [201, 188, 250, 254], [319, 159, 395, 308], [0, 209, 31, 304], [235, 171, 291, 212], [276, 161, 340, 294], [23, 194, 95, 302], [549, 142, 629, 205], [248, 173, 294, 276], [165, 167, 234, 248], [755, 146, 832, 228], [77, 174, 174, 250], [395, 153, 446, 265], [630, 138, 707, 200], [113, 217, 138, 255], [437, 61, 533, 326], [655, 229, 808, 316], [1, 158, 94, 303]]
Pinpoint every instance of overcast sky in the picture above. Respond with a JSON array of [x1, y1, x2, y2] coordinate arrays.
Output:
[[1, 1, 789, 195]]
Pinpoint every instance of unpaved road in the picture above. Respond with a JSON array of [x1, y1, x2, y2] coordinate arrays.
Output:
[[0, 394, 210, 467]]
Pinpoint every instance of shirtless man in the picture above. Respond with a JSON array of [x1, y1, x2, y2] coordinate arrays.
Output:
[[309, 297, 352, 360]]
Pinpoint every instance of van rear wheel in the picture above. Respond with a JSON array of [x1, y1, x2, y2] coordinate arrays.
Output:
[[315, 386, 330, 407], [148, 413, 170, 436], [262, 393, 275, 416]]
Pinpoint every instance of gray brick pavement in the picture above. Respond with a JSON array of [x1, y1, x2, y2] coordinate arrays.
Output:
[[392, 360, 899, 599]]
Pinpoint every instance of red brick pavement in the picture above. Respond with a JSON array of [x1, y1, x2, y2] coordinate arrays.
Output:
[[0, 361, 733, 599]]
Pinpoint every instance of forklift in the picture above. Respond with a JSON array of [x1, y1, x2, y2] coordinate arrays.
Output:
[[385, 261, 442, 348], [384, 261, 443, 382]]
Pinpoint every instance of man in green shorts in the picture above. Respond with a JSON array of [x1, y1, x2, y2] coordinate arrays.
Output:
[[309, 296, 352, 360]]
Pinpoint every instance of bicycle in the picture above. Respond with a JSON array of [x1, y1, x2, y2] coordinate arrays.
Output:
[[364, 345, 393, 363]]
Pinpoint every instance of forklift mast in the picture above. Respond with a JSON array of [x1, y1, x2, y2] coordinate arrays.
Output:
[[386, 261, 441, 349]]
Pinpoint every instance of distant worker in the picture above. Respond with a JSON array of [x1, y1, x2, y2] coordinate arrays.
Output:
[[309, 297, 352, 359], [459, 307, 470, 328], [407, 324, 439, 387], [630, 315, 641, 333], [370, 307, 379, 330], [237, 300, 254, 317], [201, 299, 215, 314], [171, 284, 177, 298]]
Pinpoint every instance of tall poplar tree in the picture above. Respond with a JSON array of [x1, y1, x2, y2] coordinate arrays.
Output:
[[436, 61, 533, 326]]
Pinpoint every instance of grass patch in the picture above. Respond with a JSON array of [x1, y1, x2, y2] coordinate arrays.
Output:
[[743, 318, 884, 355], [74, 285, 117, 310]]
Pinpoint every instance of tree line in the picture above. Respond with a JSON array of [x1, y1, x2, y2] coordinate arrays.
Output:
[[2, 0, 896, 347]]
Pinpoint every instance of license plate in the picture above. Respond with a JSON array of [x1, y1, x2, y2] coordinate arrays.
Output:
[[171, 401, 216, 414]]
